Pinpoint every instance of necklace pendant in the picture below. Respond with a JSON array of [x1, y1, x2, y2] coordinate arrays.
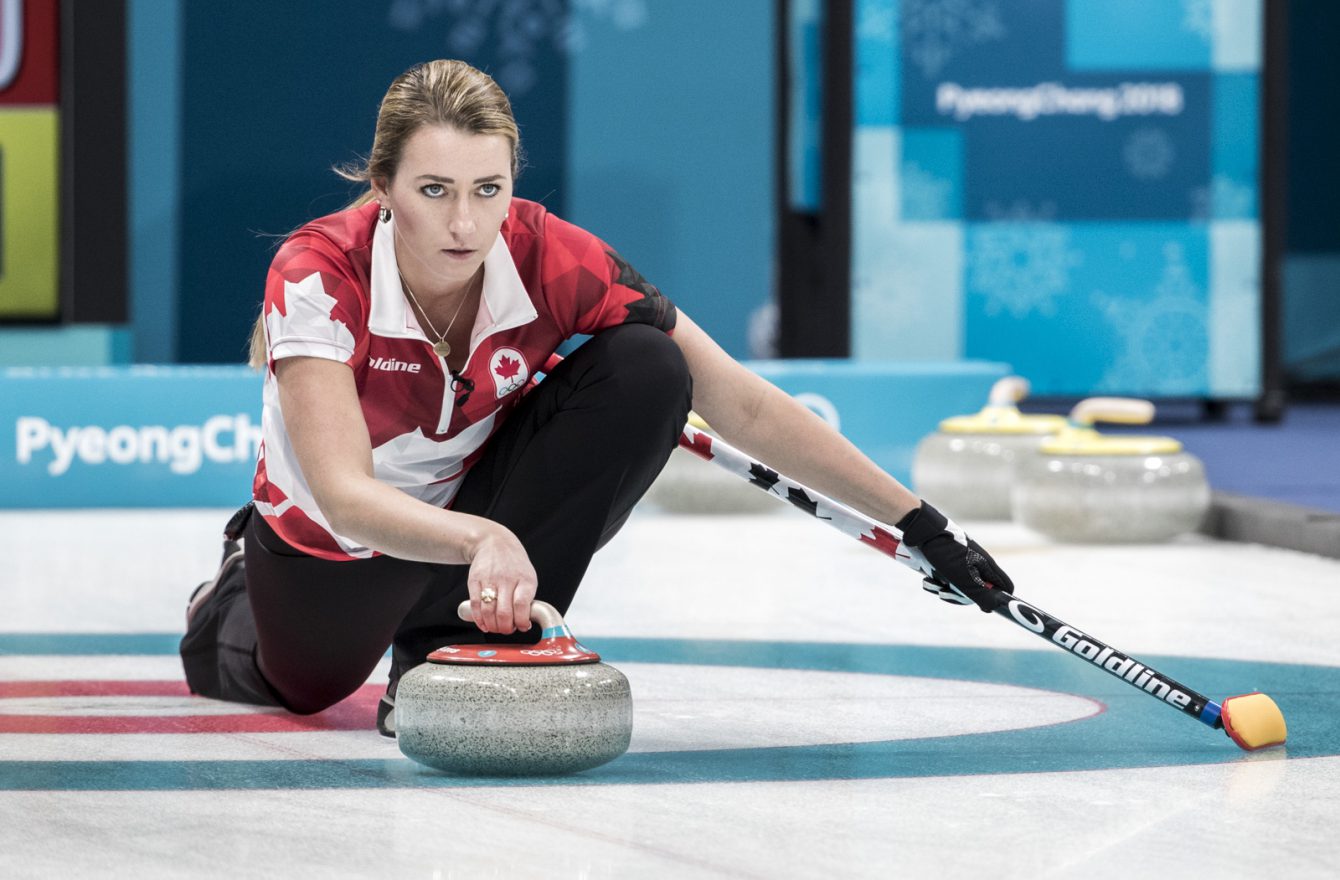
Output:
[[432, 340, 451, 358]]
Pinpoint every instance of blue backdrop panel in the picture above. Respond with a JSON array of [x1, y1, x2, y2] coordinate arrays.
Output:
[[942, 77, 1212, 221], [1, 361, 1007, 508], [3, 367, 262, 508], [851, 0, 1263, 398], [1210, 72, 1258, 220], [1065, 0, 1212, 70], [966, 224, 1211, 395], [900, 128, 963, 220]]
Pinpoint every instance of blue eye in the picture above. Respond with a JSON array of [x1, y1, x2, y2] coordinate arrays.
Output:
[[479, 183, 501, 197], [421, 184, 445, 198]]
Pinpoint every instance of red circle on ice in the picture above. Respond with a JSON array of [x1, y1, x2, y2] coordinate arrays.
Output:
[[0, 680, 380, 733]]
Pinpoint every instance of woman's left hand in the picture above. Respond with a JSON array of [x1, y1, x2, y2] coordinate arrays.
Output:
[[896, 501, 1015, 612]]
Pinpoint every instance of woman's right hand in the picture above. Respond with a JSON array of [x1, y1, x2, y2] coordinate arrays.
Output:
[[464, 522, 539, 635]]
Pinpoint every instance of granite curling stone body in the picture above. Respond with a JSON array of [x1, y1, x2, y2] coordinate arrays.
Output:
[[395, 601, 632, 776], [911, 377, 1066, 520], [1010, 398, 1210, 543]]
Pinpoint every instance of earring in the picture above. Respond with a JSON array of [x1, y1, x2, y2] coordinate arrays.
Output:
[[378, 205, 391, 223]]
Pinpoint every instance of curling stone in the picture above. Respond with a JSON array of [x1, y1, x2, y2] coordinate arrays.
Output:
[[644, 412, 780, 514], [395, 600, 632, 776], [911, 376, 1067, 520], [1010, 397, 1211, 543]]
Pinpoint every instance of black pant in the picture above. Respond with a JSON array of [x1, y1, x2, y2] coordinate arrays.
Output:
[[180, 325, 691, 714]]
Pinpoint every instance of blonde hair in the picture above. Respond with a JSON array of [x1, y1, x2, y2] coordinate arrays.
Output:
[[247, 60, 522, 367]]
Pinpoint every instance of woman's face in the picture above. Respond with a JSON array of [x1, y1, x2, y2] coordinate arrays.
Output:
[[376, 125, 514, 291]]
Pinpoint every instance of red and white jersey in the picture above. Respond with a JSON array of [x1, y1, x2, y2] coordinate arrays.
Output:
[[253, 199, 677, 560]]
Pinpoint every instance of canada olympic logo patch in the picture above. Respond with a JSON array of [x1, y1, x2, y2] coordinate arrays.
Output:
[[489, 348, 528, 398]]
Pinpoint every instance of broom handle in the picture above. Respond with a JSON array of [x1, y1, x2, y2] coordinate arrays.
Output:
[[541, 354, 1225, 729], [674, 421, 1224, 730]]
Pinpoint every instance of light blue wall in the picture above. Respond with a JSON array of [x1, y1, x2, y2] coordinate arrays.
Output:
[[565, 1, 775, 358], [0, 328, 132, 367], [174, 3, 572, 364], [111, 1, 774, 365], [127, 0, 181, 363]]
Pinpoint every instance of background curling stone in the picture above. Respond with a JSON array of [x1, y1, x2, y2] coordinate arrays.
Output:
[[911, 376, 1066, 520], [1010, 397, 1211, 543], [395, 600, 632, 776], [644, 412, 780, 514]]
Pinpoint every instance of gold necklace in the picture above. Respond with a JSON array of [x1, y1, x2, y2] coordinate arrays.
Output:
[[399, 271, 474, 359]]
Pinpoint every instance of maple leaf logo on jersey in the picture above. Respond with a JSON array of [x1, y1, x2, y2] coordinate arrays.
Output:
[[488, 348, 529, 399], [265, 273, 355, 365], [495, 354, 521, 381]]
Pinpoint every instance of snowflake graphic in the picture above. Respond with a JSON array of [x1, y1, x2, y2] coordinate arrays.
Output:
[[901, 0, 1006, 79], [1123, 128, 1175, 180], [1092, 242, 1208, 394], [1190, 175, 1255, 220], [968, 223, 1082, 318], [854, 227, 942, 334], [1154, 243, 1200, 300], [387, 0, 647, 96], [1181, 0, 1213, 41], [901, 161, 953, 219], [268, 273, 355, 357]]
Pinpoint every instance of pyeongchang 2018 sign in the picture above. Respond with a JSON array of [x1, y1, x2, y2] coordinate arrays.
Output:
[[1, 367, 263, 508], [0, 361, 1008, 508]]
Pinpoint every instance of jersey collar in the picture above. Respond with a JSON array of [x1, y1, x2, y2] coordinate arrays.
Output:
[[367, 214, 537, 340]]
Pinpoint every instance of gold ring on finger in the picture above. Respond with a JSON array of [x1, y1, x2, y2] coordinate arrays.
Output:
[[480, 587, 497, 605]]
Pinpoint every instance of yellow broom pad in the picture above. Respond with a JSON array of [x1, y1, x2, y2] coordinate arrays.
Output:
[[1221, 692, 1287, 751]]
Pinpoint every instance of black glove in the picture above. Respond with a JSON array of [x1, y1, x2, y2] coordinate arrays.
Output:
[[896, 501, 1014, 613]]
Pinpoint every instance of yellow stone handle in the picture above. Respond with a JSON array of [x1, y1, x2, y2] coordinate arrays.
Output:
[[986, 375, 1030, 407], [1068, 397, 1155, 427], [457, 598, 566, 630]]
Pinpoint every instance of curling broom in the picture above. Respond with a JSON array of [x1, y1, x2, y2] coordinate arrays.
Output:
[[673, 419, 1287, 751]]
